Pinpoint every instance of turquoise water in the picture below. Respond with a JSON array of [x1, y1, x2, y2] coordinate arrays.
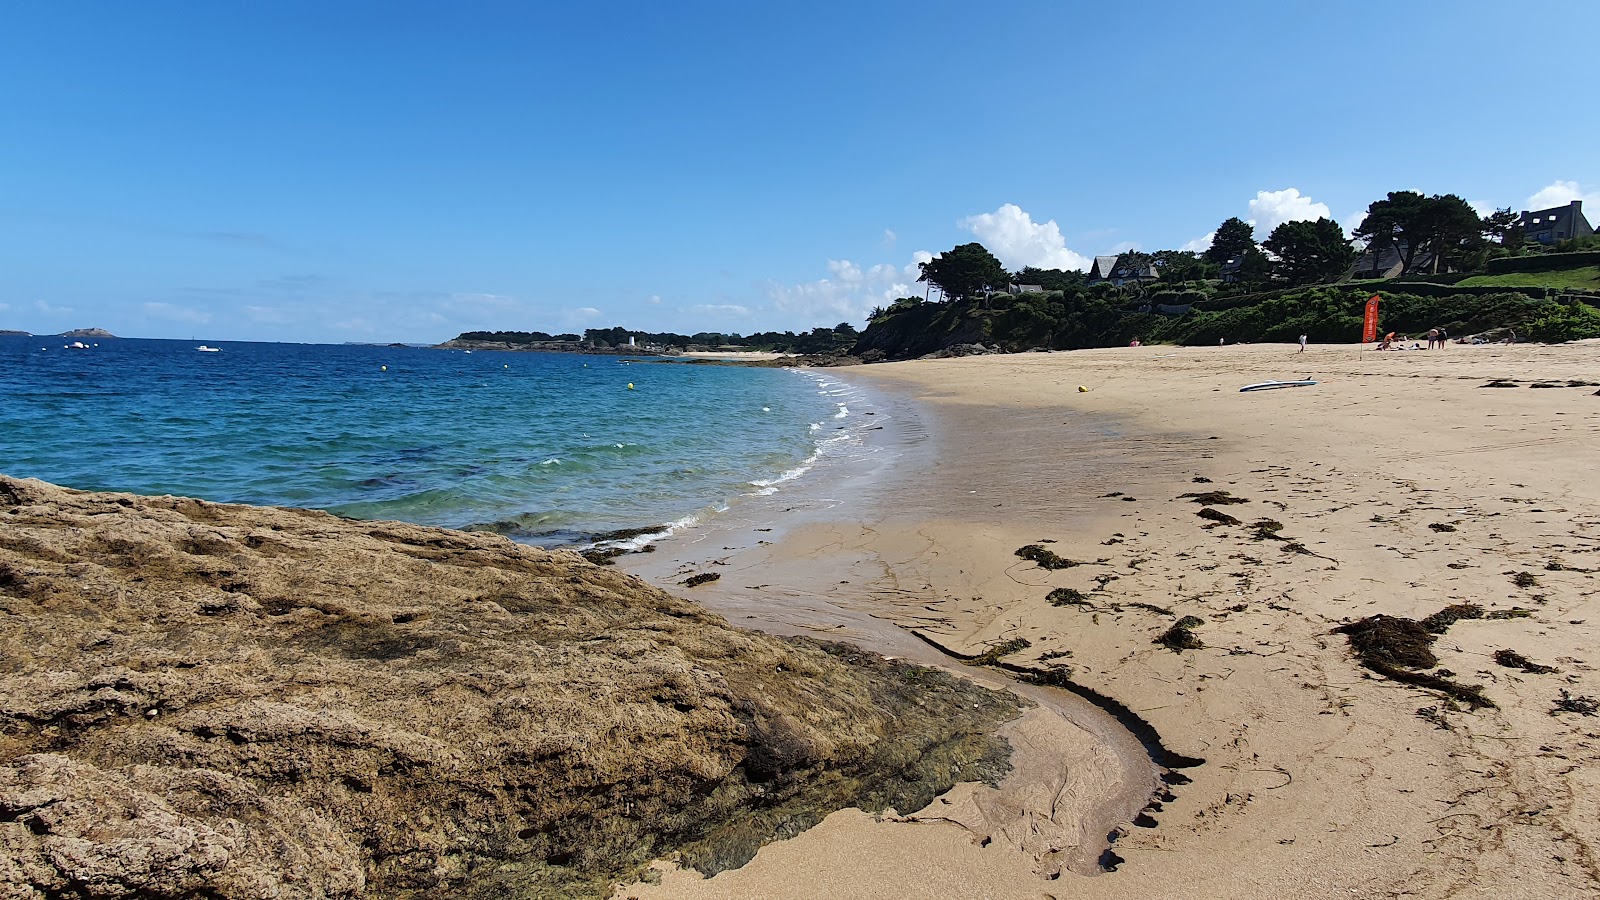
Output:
[[0, 335, 872, 545]]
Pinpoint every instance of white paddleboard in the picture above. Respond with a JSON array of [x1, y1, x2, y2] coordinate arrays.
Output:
[[1240, 380, 1317, 392]]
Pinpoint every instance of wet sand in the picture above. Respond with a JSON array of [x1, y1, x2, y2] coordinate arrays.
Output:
[[620, 341, 1600, 899]]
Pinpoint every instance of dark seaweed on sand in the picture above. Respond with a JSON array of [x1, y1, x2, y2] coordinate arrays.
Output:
[[1552, 690, 1600, 717], [1015, 544, 1079, 569], [1249, 519, 1285, 541], [1197, 508, 1240, 527], [1419, 603, 1484, 633], [971, 637, 1032, 666], [1179, 490, 1249, 506], [1046, 587, 1092, 607], [1493, 649, 1558, 674], [1154, 616, 1205, 651], [682, 572, 720, 587], [1334, 607, 1496, 709]]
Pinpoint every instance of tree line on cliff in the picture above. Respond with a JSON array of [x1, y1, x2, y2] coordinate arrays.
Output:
[[849, 190, 1600, 357]]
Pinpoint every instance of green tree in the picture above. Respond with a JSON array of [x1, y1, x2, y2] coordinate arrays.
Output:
[[1422, 194, 1489, 273], [918, 242, 1009, 303], [1015, 266, 1089, 291], [1152, 250, 1208, 283], [1236, 247, 1274, 289], [1354, 192, 1485, 275], [1482, 207, 1522, 249], [1262, 218, 1356, 286], [1353, 191, 1429, 274], [1204, 217, 1256, 264]]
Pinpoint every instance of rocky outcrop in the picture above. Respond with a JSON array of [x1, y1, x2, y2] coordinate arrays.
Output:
[[0, 478, 1018, 899], [850, 303, 989, 361], [57, 328, 116, 338]]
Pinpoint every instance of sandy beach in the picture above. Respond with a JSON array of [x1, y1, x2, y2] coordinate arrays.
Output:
[[619, 341, 1600, 899]]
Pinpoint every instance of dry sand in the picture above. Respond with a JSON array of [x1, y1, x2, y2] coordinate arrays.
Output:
[[619, 341, 1600, 900]]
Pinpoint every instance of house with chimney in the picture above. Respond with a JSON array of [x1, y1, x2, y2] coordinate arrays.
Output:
[[1518, 200, 1593, 246]]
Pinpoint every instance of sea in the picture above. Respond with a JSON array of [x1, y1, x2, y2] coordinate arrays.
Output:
[[0, 335, 892, 548]]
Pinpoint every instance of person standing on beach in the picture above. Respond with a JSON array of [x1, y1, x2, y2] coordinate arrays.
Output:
[[1438, 327, 1448, 349], [1426, 328, 1439, 349], [1299, 334, 1307, 353]]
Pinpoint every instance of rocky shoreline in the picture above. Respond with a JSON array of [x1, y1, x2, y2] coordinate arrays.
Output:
[[0, 477, 1021, 899]]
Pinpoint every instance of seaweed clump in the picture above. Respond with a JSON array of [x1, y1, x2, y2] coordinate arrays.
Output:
[[1334, 609, 1495, 709], [1551, 690, 1600, 717], [1338, 615, 1439, 668], [682, 572, 721, 588], [1429, 523, 1457, 533], [1511, 571, 1540, 589], [1197, 508, 1239, 527], [1486, 608, 1534, 620], [1179, 491, 1249, 506], [1046, 587, 1092, 607], [1493, 649, 1557, 674], [1154, 616, 1205, 651], [580, 548, 626, 566], [1420, 603, 1484, 633], [971, 637, 1032, 666], [1015, 544, 1078, 570], [1249, 519, 1285, 541]]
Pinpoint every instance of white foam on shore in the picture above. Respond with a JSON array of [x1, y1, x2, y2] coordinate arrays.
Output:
[[602, 505, 728, 551]]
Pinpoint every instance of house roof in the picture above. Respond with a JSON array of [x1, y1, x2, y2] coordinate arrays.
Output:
[[1519, 200, 1589, 233], [1352, 242, 1437, 276], [1090, 256, 1120, 279]]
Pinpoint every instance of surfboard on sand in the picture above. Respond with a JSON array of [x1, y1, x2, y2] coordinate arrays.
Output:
[[1240, 380, 1317, 392]]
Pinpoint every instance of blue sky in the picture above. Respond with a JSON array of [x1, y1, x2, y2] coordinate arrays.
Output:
[[2, 1, 1596, 342]]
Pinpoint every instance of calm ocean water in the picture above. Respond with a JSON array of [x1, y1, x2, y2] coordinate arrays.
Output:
[[0, 335, 881, 546]]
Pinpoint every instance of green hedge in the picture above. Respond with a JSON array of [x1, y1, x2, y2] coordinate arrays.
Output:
[[1485, 251, 1600, 275], [1366, 282, 1553, 299]]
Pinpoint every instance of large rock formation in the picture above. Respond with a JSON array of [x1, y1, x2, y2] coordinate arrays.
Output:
[[0, 478, 1018, 899]]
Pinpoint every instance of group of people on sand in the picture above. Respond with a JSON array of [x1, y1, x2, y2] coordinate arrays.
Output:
[[1375, 327, 1449, 351]]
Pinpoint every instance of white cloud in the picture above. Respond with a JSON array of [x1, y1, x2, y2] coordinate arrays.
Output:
[[573, 307, 601, 317], [1180, 232, 1214, 253], [142, 302, 211, 325], [33, 300, 74, 316], [904, 249, 933, 279], [1247, 188, 1332, 232], [1467, 199, 1496, 218], [767, 252, 931, 325], [646, 294, 662, 305], [1527, 180, 1600, 212], [690, 304, 751, 317], [1108, 240, 1141, 254], [958, 203, 1091, 271]]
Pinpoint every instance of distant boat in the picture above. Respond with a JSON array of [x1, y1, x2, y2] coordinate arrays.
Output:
[[65, 341, 89, 350], [196, 345, 221, 353]]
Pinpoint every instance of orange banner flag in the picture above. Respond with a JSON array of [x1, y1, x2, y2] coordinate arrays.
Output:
[[1362, 294, 1381, 344]]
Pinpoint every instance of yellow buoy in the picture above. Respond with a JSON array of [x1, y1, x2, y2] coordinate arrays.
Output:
[[1077, 385, 1088, 392], [627, 383, 635, 390]]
